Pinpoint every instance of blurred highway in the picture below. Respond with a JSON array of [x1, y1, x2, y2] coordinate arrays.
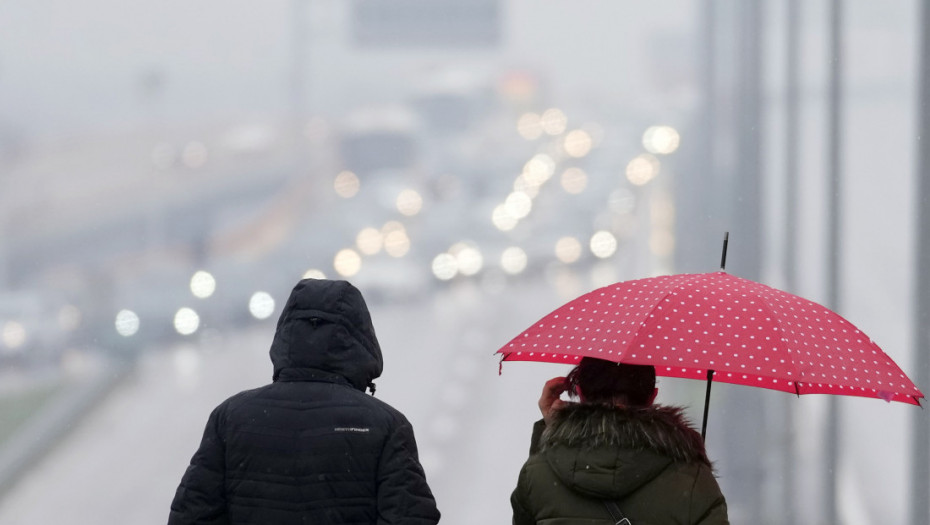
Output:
[[0, 274, 918, 525], [0, 280, 572, 525]]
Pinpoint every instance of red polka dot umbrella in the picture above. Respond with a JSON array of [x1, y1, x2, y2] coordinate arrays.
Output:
[[496, 271, 924, 437]]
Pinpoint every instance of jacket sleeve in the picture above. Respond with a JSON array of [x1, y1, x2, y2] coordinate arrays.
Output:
[[511, 420, 545, 524], [376, 416, 440, 525], [510, 464, 535, 525], [167, 405, 229, 525], [690, 465, 729, 525]]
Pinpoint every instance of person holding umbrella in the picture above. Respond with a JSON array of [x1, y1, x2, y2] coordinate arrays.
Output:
[[510, 357, 729, 524]]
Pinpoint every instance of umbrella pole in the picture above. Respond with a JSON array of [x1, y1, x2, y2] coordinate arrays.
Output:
[[705, 233, 724, 439], [703, 232, 725, 441], [701, 369, 715, 441]]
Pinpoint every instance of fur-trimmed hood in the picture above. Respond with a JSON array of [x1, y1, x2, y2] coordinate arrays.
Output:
[[540, 403, 711, 499]]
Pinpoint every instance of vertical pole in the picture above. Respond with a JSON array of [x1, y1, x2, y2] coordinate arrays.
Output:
[[734, 0, 764, 280], [785, 1, 800, 289], [703, 0, 718, 259], [719, 2, 766, 522], [743, 5, 764, 522], [910, 3, 930, 524], [782, 1, 800, 522], [825, 1, 844, 523], [676, 0, 718, 273]]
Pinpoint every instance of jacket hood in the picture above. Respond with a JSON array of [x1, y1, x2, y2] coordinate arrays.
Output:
[[541, 403, 710, 500], [269, 279, 383, 391]]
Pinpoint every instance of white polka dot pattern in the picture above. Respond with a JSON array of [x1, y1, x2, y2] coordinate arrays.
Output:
[[498, 271, 924, 405]]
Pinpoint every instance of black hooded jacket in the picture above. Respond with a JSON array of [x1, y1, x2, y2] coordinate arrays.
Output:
[[168, 279, 440, 525]]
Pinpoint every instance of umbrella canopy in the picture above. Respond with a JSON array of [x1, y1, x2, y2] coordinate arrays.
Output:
[[497, 271, 924, 406]]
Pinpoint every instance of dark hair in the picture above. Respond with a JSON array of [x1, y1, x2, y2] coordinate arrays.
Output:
[[566, 357, 656, 407]]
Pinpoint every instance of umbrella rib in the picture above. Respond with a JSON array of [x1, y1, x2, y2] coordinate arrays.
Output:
[[752, 293, 805, 393], [624, 274, 704, 365]]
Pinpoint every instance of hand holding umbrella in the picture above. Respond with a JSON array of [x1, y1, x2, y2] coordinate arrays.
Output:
[[538, 376, 569, 425]]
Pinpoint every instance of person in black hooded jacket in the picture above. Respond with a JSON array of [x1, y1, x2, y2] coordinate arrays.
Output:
[[168, 278, 440, 525]]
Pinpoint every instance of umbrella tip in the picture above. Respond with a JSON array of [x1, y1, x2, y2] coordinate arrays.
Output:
[[719, 232, 729, 271]]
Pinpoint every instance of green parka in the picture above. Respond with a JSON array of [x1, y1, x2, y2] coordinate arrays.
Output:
[[510, 403, 728, 525]]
